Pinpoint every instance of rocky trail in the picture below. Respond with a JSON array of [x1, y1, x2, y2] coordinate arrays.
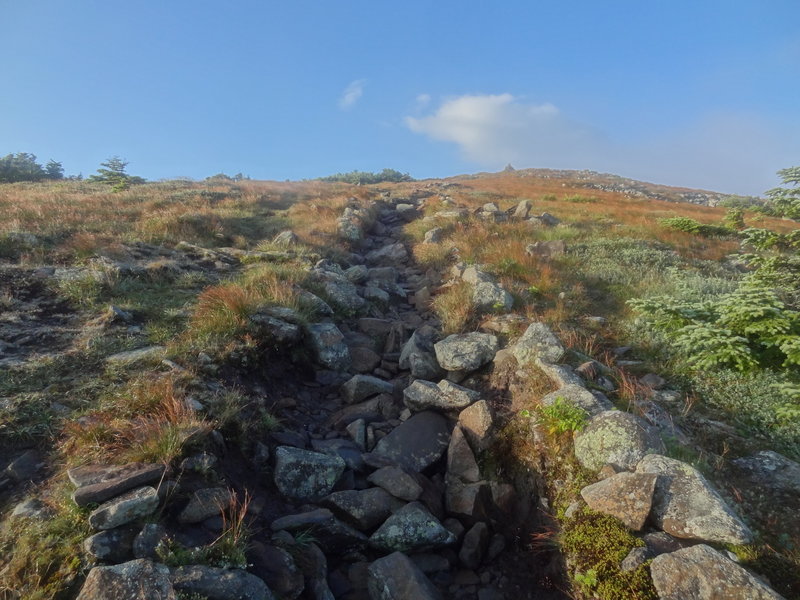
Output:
[[2, 192, 796, 600]]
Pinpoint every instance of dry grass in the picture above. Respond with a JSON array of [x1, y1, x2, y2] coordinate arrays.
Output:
[[432, 281, 477, 334]]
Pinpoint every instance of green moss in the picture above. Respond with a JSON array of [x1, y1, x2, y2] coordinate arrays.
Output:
[[560, 507, 657, 600]]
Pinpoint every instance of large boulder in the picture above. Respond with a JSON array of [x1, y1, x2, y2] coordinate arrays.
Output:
[[636, 454, 753, 544], [76, 559, 174, 600], [273, 447, 345, 502], [511, 323, 564, 365], [649, 544, 783, 599], [573, 411, 664, 472], [369, 502, 456, 553], [434, 332, 499, 373], [306, 322, 351, 371], [367, 552, 442, 600], [171, 565, 275, 600], [367, 411, 450, 472], [341, 375, 395, 404], [540, 384, 612, 418], [579, 472, 657, 531], [399, 326, 443, 380]]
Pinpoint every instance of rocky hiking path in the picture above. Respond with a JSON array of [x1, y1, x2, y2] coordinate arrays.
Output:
[[4, 191, 793, 600]]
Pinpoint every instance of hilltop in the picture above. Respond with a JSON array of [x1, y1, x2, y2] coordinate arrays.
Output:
[[0, 170, 798, 600]]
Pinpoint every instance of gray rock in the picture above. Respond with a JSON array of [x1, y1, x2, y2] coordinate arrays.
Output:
[[5, 449, 42, 481], [402, 380, 442, 412], [511, 323, 564, 365], [461, 265, 494, 285], [271, 508, 368, 554], [367, 552, 442, 600], [306, 323, 351, 371], [248, 542, 304, 600], [620, 547, 651, 572], [367, 411, 450, 472], [350, 347, 381, 373], [579, 472, 657, 531], [341, 375, 394, 404], [458, 401, 494, 452], [171, 565, 275, 600], [299, 542, 335, 600], [338, 216, 363, 241], [11, 497, 52, 519], [445, 478, 491, 519], [133, 523, 167, 559], [637, 454, 753, 545], [640, 373, 667, 389], [540, 384, 613, 418], [459, 522, 490, 569], [346, 418, 367, 450], [249, 312, 302, 344], [272, 230, 298, 246], [317, 274, 366, 313], [731, 450, 800, 495], [178, 487, 232, 524], [525, 240, 566, 259], [295, 288, 334, 316], [573, 410, 665, 472], [447, 426, 481, 483], [84, 527, 137, 562], [345, 264, 369, 283], [513, 199, 532, 219], [329, 393, 399, 429], [434, 333, 499, 372], [321, 488, 404, 530], [273, 446, 345, 501], [399, 326, 443, 380], [311, 438, 366, 472], [88, 486, 159, 530], [367, 466, 424, 501], [537, 362, 584, 387], [71, 463, 166, 507], [369, 502, 456, 553], [423, 228, 444, 244], [472, 281, 513, 312], [650, 544, 783, 599], [366, 243, 408, 266], [76, 559, 174, 600]]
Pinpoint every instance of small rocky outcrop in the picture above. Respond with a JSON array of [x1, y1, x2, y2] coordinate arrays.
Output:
[[434, 332, 499, 373]]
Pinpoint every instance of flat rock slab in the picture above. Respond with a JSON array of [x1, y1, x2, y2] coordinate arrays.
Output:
[[367, 466, 424, 501], [341, 374, 395, 404], [636, 454, 753, 545], [89, 486, 159, 530], [573, 410, 664, 472], [71, 463, 165, 507], [76, 559, 174, 600], [580, 472, 657, 531], [171, 565, 275, 600], [105, 346, 165, 364], [369, 501, 456, 553], [273, 446, 345, 502], [511, 323, 564, 365], [650, 544, 784, 599], [434, 332, 499, 373], [367, 551, 442, 600], [321, 488, 404, 530], [367, 411, 450, 472], [271, 508, 368, 554], [540, 384, 612, 418]]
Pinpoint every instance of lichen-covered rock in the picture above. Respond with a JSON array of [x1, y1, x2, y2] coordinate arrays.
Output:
[[472, 281, 513, 312], [367, 466, 424, 501], [434, 332, 499, 372], [513, 199, 532, 219], [271, 508, 368, 554], [650, 544, 783, 599], [171, 565, 275, 600], [636, 454, 753, 545], [88, 486, 159, 530], [76, 559, 174, 600], [511, 322, 564, 365], [579, 472, 657, 531], [399, 326, 443, 380], [70, 462, 165, 507], [403, 379, 479, 412], [369, 502, 456, 553], [306, 322, 351, 371], [83, 527, 137, 562], [367, 411, 450, 472], [423, 227, 444, 244], [273, 447, 345, 502], [366, 243, 408, 266], [178, 487, 232, 524], [321, 488, 404, 530], [248, 542, 304, 600], [367, 552, 442, 600], [341, 374, 394, 404], [573, 411, 664, 472], [540, 384, 612, 418]]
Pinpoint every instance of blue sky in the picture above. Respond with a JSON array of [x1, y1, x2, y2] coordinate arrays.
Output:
[[1, 1, 798, 195]]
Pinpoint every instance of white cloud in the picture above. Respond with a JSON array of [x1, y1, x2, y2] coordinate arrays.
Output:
[[339, 79, 366, 110], [405, 93, 798, 195], [415, 93, 431, 109]]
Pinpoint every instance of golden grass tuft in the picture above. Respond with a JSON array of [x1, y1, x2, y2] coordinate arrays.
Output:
[[432, 281, 477, 335]]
